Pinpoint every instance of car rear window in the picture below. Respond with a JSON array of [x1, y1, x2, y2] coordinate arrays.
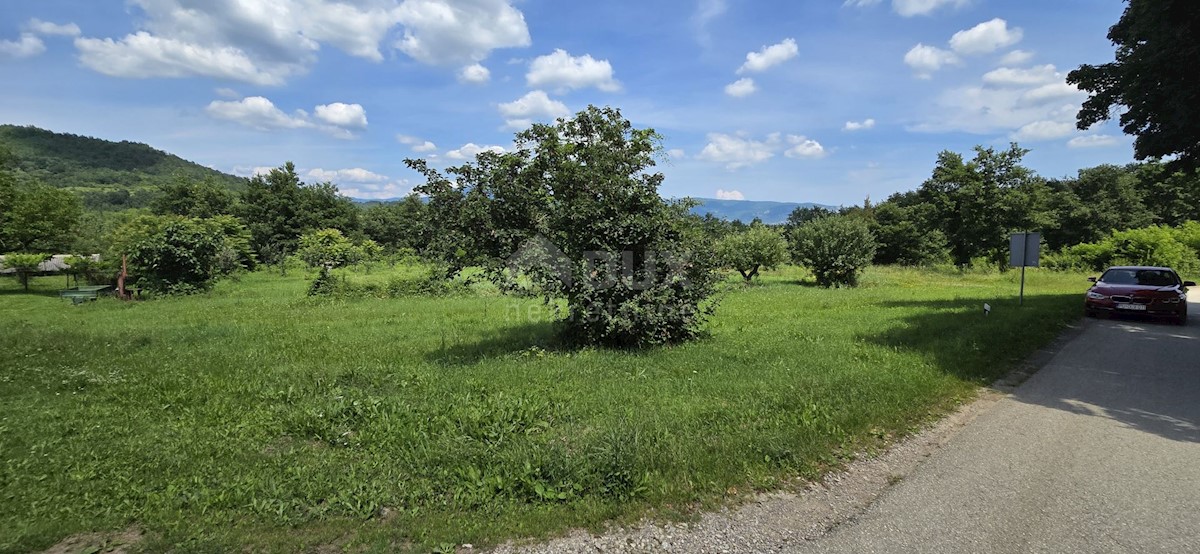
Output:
[[1100, 269, 1180, 286]]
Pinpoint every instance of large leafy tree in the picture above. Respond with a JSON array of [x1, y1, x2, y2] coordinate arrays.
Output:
[[239, 163, 359, 262], [152, 175, 238, 218], [1068, 0, 1200, 166], [409, 106, 719, 347], [916, 144, 1050, 266], [361, 194, 430, 252]]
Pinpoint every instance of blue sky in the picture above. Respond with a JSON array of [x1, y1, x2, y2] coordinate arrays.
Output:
[[0, 0, 1132, 205]]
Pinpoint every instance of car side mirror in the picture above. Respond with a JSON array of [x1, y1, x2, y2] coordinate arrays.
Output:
[[1087, 277, 1097, 283], [1185, 281, 1196, 287]]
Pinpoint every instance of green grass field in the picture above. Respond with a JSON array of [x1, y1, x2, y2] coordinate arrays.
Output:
[[0, 265, 1089, 553]]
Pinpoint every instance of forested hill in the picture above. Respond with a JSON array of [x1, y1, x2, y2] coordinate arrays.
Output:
[[0, 125, 246, 209]]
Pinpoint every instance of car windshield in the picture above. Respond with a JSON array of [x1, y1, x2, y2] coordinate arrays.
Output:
[[1100, 269, 1180, 287]]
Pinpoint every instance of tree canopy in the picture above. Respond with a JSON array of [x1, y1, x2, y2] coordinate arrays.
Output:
[[1068, 0, 1200, 167]]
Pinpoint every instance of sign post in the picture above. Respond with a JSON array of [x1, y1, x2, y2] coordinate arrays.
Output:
[[1010, 232, 1041, 306]]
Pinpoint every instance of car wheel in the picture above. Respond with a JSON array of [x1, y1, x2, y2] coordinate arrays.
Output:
[[1179, 311, 1189, 326], [1084, 308, 1097, 318]]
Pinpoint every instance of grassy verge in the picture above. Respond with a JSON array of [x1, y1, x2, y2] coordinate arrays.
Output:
[[0, 265, 1088, 552]]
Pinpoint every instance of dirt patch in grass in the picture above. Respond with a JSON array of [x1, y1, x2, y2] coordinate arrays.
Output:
[[38, 527, 143, 554]]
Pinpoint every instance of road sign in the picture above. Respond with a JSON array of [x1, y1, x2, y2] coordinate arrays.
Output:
[[1011, 232, 1041, 306]]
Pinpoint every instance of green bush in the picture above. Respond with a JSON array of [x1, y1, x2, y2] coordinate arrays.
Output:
[[297, 228, 379, 269], [110, 215, 256, 294], [715, 226, 789, 282], [789, 215, 878, 287], [1046, 223, 1200, 274]]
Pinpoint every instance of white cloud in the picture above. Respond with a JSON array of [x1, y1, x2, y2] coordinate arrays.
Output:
[[25, 19, 81, 37], [206, 96, 365, 138], [1067, 135, 1119, 149], [1011, 120, 1075, 142], [893, 0, 969, 17], [982, 64, 1059, 87], [904, 43, 960, 78], [526, 49, 620, 92], [1020, 82, 1083, 106], [233, 166, 277, 178], [72, 0, 529, 85], [697, 133, 779, 170], [737, 38, 798, 74], [398, 134, 439, 153], [458, 63, 491, 84], [446, 143, 506, 160], [340, 181, 413, 200], [724, 78, 757, 98], [843, 0, 883, 7], [215, 87, 239, 98], [667, 148, 686, 159], [76, 33, 296, 85], [308, 168, 388, 183], [785, 135, 828, 159], [498, 90, 570, 130], [999, 49, 1034, 66], [844, 118, 876, 131], [314, 102, 368, 129], [950, 19, 1023, 56], [206, 96, 311, 131], [0, 34, 45, 59], [395, 0, 531, 65], [715, 189, 745, 200]]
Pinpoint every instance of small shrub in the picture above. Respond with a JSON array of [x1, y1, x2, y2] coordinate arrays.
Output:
[[789, 215, 877, 287], [307, 266, 338, 297], [715, 226, 789, 282]]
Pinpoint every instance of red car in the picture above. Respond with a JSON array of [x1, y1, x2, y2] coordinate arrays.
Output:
[[1084, 266, 1194, 325]]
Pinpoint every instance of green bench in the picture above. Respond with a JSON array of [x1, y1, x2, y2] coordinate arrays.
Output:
[[59, 285, 115, 304]]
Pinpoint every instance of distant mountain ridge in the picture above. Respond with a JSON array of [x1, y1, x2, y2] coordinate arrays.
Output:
[[0, 125, 245, 209], [688, 198, 837, 224]]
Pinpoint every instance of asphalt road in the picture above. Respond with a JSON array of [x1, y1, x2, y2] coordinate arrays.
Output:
[[791, 298, 1200, 554]]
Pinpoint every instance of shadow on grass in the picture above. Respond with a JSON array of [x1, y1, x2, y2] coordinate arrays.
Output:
[[428, 320, 570, 365], [862, 293, 1082, 384], [0, 288, 64, 298]]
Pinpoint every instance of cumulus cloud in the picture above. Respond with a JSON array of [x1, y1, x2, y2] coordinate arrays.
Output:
[[999, 49, 1034, 66], [498, 90, 570, 130], [912, 73, 1086, 136], [950, 19, 1023, 55], [904, 43, 960, 78], [76, 32, 297, 85], [1011, 120, 1075, 142], [844, 118, 876, 131], [314, 102, 368, 129], [892, 0, 968, 17], [72, 0, 530, 85], [737, 38, 798, 74], [715, 189, 745, 200], [25, 19, 81, 37], [398, 134, 438, 153], [982, 64, 1059, 87], [233, 166, 278, 178], [215, 87, 240, 98], [339, 181, 413, 200], [458, 63, 490, 84], [446, 143, 506, 160], [698, 133, 778, 170], [395, 0, 531, 65], [1067, 135, 1119, 149], [206, 96, 365, 137], [667, 148, 686, 159], [724, 78, 757, 98], [206, 96, 311, 131], [526, 49, 620, 92], [308, 168, 388, 183], [785, 135, 827, 159], [0, 34, 45, 59]]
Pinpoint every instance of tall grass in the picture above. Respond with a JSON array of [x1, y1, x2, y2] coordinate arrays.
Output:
[[0, 265, 1088, 552]]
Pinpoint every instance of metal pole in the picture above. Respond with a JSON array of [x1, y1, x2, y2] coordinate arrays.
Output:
[[1019, 232, 1028, 307]]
